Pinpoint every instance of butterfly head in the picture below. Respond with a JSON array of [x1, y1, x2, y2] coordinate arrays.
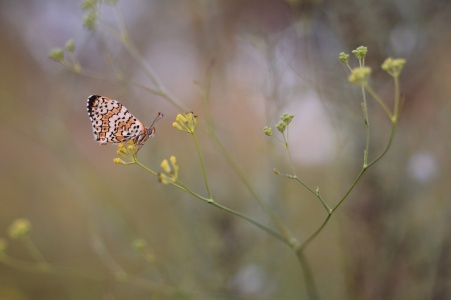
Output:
[[134, 112, 164, 151], [148, 112, 164, 137]]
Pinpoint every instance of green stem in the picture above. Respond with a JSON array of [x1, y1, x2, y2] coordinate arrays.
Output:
[[300, 214, 332, 252], [284, 125, 332, 212], [361, 85, 370, 166], [300, 117, 397, 252], [135, 161, 158, 176], [367, 122, 396, 167], [192, 133, 212, 199], [299, 163, 367, 251], [135, 161, 290, 246], [209, 200, 290, 245], [175, 180, 290, 245], [299, 83, 399, 251], [364, 85, 393, 120], [296, 250, 320, 300], [284, 127, 297, 177], [393, 75, 400, 121]]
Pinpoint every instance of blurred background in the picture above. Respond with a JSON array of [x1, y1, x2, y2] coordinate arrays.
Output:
[[1, 0, 450, 299]]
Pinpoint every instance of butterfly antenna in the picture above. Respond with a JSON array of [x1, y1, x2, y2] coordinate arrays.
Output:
[[150, 112, 164, 127]]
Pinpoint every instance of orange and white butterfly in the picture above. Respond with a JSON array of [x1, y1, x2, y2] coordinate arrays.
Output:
[[87, 95, 163, 151]]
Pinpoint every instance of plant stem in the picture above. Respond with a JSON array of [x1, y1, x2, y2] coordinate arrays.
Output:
[[192, 133, 212, 199], [367, 122, 396, 167], [135, 161, 291, 246], [209, 200, 290, 246], [284, 126, 297, 177], [393, 75, 400, 120], [365, 85, 393, 119], [296, 250, 320, 300], [361, 85, 370, 166]]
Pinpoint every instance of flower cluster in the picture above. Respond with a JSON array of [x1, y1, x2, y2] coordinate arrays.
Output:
[[263, 126, 272, 136], [339, 52, 350, 64], [114, 141, 138, 165], [264, 113, 295, 136], [381, 58, 406, 77], [173, 112, 198, 134], [158, 156, 179, 184], [352, 46, 368, 60], [348, 67, 372, 85], [48, 39, 81, 73]]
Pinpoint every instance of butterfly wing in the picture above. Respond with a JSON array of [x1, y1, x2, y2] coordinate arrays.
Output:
[[87, 95, 146, 144]]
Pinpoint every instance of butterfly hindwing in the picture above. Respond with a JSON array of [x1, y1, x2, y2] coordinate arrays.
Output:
[[87, 95, 146, 144]]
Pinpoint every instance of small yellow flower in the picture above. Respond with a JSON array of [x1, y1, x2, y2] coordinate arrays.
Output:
[[173, 112, 198, 133], [170, 156, 177, 168], [127, 143, 136, 152], [158, 156, 178, 184], [381, 57, 406, 77], [348, 67, 372, 85], [161, 159, 171, 173], [113, 157, 126, 164], [8, 218, 31, 239], [117, 143, 127, 154], [158, 174, 172, 184], [115, 141, 137, 165]]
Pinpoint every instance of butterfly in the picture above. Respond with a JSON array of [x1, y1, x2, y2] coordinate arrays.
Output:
[[87, 95, 163, 152]]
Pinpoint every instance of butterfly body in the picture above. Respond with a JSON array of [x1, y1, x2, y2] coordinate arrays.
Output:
[[87, 95, 162, 151]]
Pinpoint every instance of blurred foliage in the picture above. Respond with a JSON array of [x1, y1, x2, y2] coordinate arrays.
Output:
[[0, 0, 450, 299]]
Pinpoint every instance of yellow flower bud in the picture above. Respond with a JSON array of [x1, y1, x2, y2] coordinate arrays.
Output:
[[161, 159, 171, 173], [158, 156, 178, 184], [176, 114, 187, 123], [113, 158, 125, 164], [127, 144, 135, 151], [172, 122, 184, 131]]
